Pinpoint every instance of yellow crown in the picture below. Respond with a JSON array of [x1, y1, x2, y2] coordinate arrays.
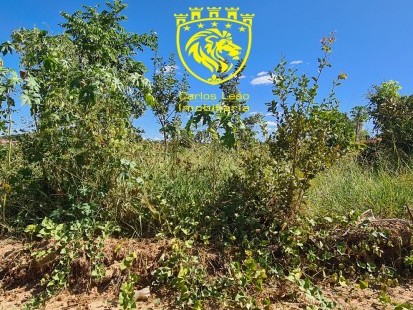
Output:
[[175, 7, 254, 25], [207, 7, 222, 18], [240, 14, 255, 25]]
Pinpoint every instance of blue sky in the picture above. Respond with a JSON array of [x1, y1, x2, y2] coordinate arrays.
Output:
[[1, 0, 413, 138]]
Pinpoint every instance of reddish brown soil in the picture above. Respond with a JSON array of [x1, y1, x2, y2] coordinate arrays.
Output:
[[0, 237, 170, 309], [1, 237, 413, 309]]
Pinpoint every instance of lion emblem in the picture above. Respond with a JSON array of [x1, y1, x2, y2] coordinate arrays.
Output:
[[185, 29, 242, 74]]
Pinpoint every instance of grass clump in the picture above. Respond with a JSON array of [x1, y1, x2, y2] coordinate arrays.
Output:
[[307, 156, 413, 218]]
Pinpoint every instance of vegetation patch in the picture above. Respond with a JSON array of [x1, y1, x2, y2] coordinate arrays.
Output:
[[1, 1, 413, 309]]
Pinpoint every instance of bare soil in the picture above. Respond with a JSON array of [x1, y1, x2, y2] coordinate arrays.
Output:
[[1, 237, 413, 309], [0, 237, 170, 309]]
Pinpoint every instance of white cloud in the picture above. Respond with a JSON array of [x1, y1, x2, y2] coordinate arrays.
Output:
[[239, 75, 246, 79], [249, 111, 262, 116], [163, 65, 179, 73], [257, 71, 268, 77], [266, 121, 277, 128], [265, 112, 274, 117], [290, 60, 303, 65], [251, 74, 272, 85]]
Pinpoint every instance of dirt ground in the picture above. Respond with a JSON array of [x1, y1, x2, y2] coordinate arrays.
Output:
[[1, 287, 160, 310], [1, 237, 413, 310], [0, 237, 169, 310], [2, 280, 413, 309]]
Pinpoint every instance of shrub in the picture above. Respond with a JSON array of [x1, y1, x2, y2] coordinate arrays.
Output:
[[7, 1, 156, 215], [368, 81, 413, 160], [266, 33, 355, 211]]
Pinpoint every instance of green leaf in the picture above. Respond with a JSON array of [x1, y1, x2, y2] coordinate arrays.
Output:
[[359, 280, 369, 289], [145, 93, 156, 108], [338, 73, 348, 80]]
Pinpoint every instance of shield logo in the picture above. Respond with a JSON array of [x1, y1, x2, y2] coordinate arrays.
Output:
[[175, 7, 254, 85]]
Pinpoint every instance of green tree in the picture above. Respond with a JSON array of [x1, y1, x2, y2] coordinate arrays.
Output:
[[368, 81, 413, 158], [4, 0, 156, 210], [350, 105, 368, 142], [151, 53, 189, 149], [186, 61, 251, 149], [266, 33, 354, 209], [0, 58, 21, 223], [219, 63, 267, 147], [216, 61, 249, 148], [239, 113, 268, 147]]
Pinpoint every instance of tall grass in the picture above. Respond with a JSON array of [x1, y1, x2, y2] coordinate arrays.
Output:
[[123, 142, 241, 236], [307, 156, 413, 218]]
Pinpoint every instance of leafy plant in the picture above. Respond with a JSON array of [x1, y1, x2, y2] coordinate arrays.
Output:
[[151, 52, 190, 149], [368, 80, 413, 162], [2, 1, 157, 221], [0, 59, 21, 224], [24, 203, 117, 308], [351, 105, 369, 142], [186, 61, 250, 149], [119, 253, 139, 310], [287, 271, 336, 310], [266, 32, 354, 210]]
